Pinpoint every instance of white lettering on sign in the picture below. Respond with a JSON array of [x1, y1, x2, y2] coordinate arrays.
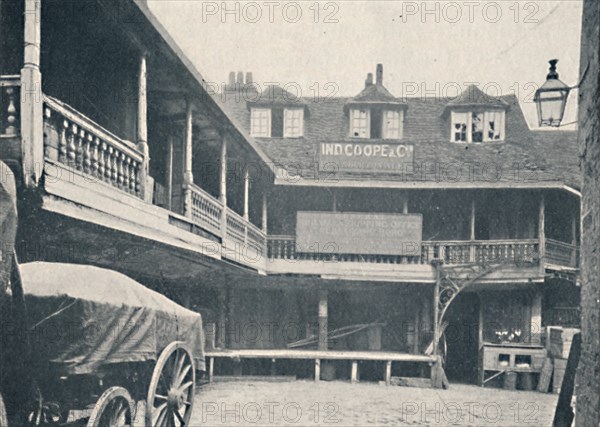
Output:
[[319, 142, 414, 174], [321, 143, 413, 159]]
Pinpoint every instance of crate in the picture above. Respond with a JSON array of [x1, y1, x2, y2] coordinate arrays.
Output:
[[548, 327, 580, 359]]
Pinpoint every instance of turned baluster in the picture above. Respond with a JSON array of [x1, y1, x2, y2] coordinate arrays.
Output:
[[109, 147, 117, 186], [104, 145, 113, 183], [116, 152, 124, 188], [124, 156, 132, 192], [91, 137, 100, 178], [4, 87, 17, 136], [67, 124, 77, 167], [98, 141, 106, 179], [59, 120, 69, 163], [82, 133, 92, 174], [43, 108, 54, 160], [75, 129, 85, 171]]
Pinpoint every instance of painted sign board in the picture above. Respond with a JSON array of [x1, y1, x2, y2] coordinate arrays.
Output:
[[318, 141, 414, 173], [296, 211, 423, 256]]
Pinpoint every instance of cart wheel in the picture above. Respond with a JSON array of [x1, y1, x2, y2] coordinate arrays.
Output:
[[146, 342, 195, 427], [87, 386, 134, 427]]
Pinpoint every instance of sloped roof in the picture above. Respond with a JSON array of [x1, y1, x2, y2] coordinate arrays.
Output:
[[249, 85, 307, 107], [447, 84, 510, 109], [218, 91, 579, 191], [352, 83, 397, 103]]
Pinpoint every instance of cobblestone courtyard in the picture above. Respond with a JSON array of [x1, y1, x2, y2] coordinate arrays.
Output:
[[188, 380, 559, 426]]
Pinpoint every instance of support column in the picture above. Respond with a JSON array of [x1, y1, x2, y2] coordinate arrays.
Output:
[[262, 192, 268, 233], [571, 213, 578, 267], [243, 168, 250, 221], [166, 137, 173, 210], [216, 288, 227, 349], [183, 100, 194, 185], [318, 290, 328, 351], [332, 191, 337, 212], [530, 291, 543, 345], [220, 137, 228, 234], [403, 197, 408, 214], [470, 198, 476, 262], [538, 194, 546, 273], [137, 53, 149, 200], [432, 261, 441, 356], [21, 0, 43, 187]]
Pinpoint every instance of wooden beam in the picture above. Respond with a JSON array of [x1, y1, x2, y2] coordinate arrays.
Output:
[[262, 193, 268, 233], [20, 0, 43, 187], [318, 290, 328, 351], [183, 100, 194, 185]]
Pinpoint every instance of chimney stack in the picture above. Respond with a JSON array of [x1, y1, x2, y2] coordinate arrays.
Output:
[[376, 64, 383, 86], [228, 71, 236, 88], [365, 73, 373, 87], [237, 71, 244, 85], [246, 72, 253, 85]]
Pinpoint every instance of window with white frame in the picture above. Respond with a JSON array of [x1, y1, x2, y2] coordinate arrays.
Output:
[[383, 110, 403, 139], [349, 108, 370, 138], [451, 110, 505, 143], [283, 108, 304, 138], [250, 108, 271, 137]]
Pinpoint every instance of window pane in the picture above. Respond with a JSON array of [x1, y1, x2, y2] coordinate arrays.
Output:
[[484, 111, 504, 141], [383, 110, 401, 139], [350, 109, 369, 138], [472, 112, 483, 143], [451, 112, 468, 142], [284, 108, 304, 138], [251, 108, 271, 137]]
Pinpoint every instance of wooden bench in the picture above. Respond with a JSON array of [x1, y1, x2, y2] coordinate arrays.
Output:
[[205, 349, 439, 387]]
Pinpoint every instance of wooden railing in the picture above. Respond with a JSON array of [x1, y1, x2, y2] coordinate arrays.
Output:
[[545, 238, 579, 268], [43, 96, 145, 198], [0, 76, 20, 137], [186, 183, 223, 236], [268, 236, 541, 266], [224, 209, 265, 254]]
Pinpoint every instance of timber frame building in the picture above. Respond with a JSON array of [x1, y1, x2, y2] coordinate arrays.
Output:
[[0, 0, 580, 385]]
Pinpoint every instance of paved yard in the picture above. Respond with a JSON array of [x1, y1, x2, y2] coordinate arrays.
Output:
[[189, 380, 558, 426]]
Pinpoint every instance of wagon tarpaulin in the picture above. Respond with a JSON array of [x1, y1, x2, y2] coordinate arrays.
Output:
[[18, 262, 205, 374]]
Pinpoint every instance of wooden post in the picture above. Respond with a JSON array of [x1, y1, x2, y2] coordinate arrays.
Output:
[[216, 289, 227, 349], [530, 291, 543, 344], [413, 304, 421, 354], [318, 290, 328, 351], [351, 361, 359, 383], [21, 0, 43, 187], [571, 214, 578, 267], [403, 197, 408, 214], [432, 261, 441, 356], [208, 357, 215, 382], [314, 359, 321, 382], [166, 137, 173, 210], [261, 192, 268, 233], [385, 361, 392, 385], [220, 137, 228, 234], [183, 100, 194, 185], [137, 53, 149, 200], [538, 194, 545, 273], [332, 191, 337, 212], [243, 168, 250, 221], [470, 198, 476, 262]]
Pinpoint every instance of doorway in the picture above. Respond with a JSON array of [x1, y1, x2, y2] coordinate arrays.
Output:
[[443, 292, 480, 384]]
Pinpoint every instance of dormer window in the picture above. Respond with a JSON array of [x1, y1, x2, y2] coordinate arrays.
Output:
[[349, 107, 403, 139], [451, 110, 505, 143], [250, 107, 304, 138], [349, 108, 369, 138], [283, 108, 304, 138]]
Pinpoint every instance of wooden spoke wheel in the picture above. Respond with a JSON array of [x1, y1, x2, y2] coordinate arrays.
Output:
[[146, 342, 195, 427], [87, 386, 134, 427]]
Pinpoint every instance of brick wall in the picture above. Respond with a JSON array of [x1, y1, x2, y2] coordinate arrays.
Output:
[[576, 1, 600, 425]]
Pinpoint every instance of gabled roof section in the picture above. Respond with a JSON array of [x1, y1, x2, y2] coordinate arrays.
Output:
[[346, 64, 407, 110], [444, 84, 510, 115], [248, 85, 308, 109]]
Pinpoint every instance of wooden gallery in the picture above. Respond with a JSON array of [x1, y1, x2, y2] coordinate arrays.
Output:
[[0, 0, 580, 390]]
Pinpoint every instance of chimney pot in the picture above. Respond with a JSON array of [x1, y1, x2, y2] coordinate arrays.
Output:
[[228, 72, 236, 88], [376, 64, 383, 85], [365, 73, 373, 87], [246, 72, 253, 85], [237, 71, 244, 85]]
